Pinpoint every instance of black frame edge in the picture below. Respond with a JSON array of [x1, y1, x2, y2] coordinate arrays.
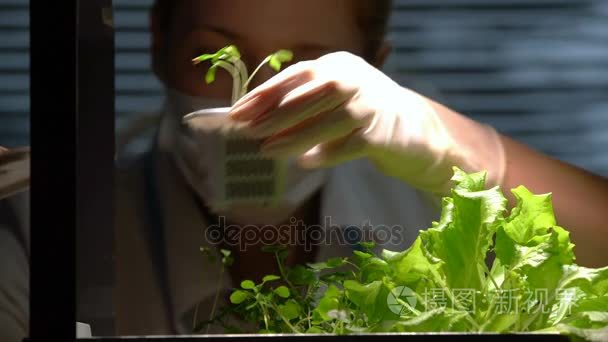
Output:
[[30, 0, 116, 341], [30, 0, 78, 341]]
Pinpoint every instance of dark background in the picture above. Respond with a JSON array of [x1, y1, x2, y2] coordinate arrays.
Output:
[[1, 0, 608, 176]]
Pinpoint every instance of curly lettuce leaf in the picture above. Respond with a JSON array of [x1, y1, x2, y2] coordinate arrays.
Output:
[[419, 168, 508, 291]]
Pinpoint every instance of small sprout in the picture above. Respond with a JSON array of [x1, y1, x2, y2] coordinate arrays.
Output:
[[199, 247, 216, 263], [193, 45, 293, 104], [220, 249, 234, 266], [192, 45, 240, 65]]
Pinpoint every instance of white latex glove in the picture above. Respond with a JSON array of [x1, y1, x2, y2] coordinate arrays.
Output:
[[229, 52, 505, 195]]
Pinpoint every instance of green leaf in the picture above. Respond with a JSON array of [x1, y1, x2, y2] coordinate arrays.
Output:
[[268, 56, 282, 71], [525, 227, 576, 295], [223, 45, 241, 59], [571, 311, 608, 326], [451, 166, 487, 192], [193, 45, 240, 66], [327, 257, 347, 268], [494, 227, 552, 273], [241, 280, 256, 290], [552, 324, 608, 342], [277, 299, 301, 321], [274, 285, 290, 298], [230, 290, 250, 304], [384, 237, 442, 287], [343, 280, 394, 323], [495, 222, 576, 329], [220, 248, 234, 266], [262, 275, 281, 283], [573, 296, 608, 313], [205, 64, 218, 84], [352, 251, 374, 269], [306, 261, 329, 271], [420, 168, 507, 291], [308, 257, 346, 271], [388, 308, 469, 333], [305, 326, 325, 333], [481, 313, 519, 333], [287, 265, 316, 285], [320, 271, 352, 284], [313, 285, 342, 322], [558, 264, 608, 297], [360, 257, 390, 283], [503, 186, 556, 244], [192, 52, 219, 65], [273, 49, 293, 62], [359, 241, 377, 251], [210, 45, 241, 63], [268, 49, 293, 71]]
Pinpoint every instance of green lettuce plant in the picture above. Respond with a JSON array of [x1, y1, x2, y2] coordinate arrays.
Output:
[[197, 167, 608, 340]]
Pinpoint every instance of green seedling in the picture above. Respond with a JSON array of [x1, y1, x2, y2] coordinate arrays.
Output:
[[193, 248, 234, 334], [193, 45, 293, 104]]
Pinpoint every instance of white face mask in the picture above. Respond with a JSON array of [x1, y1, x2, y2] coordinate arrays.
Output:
[[159, 88, 327, 225]]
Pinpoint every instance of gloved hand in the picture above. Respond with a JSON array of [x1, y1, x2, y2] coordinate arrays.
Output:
[[229, 51, 506, 195]]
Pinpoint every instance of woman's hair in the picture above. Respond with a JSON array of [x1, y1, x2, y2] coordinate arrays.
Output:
[[152, 0, 393, 62]]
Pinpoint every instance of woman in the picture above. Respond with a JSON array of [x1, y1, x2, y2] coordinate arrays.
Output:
[[113, 0, 608, 335]]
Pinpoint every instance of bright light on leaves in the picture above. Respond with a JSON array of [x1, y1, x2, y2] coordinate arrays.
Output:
[[195, 168, 608, 340]]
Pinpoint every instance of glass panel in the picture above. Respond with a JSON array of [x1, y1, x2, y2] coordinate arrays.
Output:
[[0, 0, 29, 148], [64, 0, 608, 338], [0, 1, 30, 342]]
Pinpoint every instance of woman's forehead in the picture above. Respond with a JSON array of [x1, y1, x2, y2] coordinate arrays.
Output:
[[173, 0, 363, 50]]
